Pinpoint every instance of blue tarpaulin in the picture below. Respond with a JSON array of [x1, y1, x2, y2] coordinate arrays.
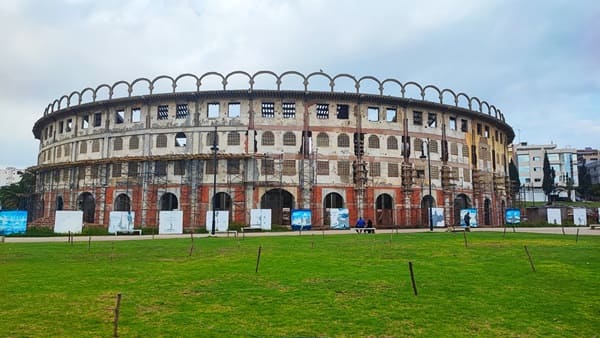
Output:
[[0, 210, 27, 235]]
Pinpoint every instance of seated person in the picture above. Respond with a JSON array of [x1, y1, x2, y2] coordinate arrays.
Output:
[[355, 217, 366, 233]]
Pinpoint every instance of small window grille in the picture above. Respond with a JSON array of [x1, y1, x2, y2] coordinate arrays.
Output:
[[128, 162, 138, 177], [463, 168, 471, 182], [64, 144, 70, 156], [387, 136, 398, 150], [368, 135, 380, 149], [176, 104, 189, 119], [174, 160, 186, 175], [78, 167, 86, 180], [283, 160, 296, 176], [205, 160, 217, 175], [56, 147, 62, 158], [317, 161, 329, 175], [261, 159, 275, 175], [316, 103, 329, 119], [262, 131, 275, 146], [317, 133, 329, 147], [283, 132, 296, 146], [91, 165, 99, 179], [462, 144, 469, 158], [155, 161, 167, 176], [262, 102, 275, 118], [227, 159, 240, 174], [388, 163, 399, 177], [156, 134, 167, 148], [429, 140, 438, 153], [282, 102, 296, 118], [79, 141, 87, 154], [450, 142, 458, 155], [113, 137, 123, 151], [337, 161, 350, 176], [207, 132, 219, 147], [338, 134, 350, 148], [415, 139, 423, 152], [157, 105, 169, 120], [129, 136, 139, 150], [370, 162, 381, 177], [227, 132, 240, 146], [112, 163, 122, 178]]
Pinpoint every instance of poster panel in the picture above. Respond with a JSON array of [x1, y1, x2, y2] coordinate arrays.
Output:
[[505, 208, 521, 225], [0, 211, 27, 235], [108, 211, 135, 233], [54, 211, 84, 233], [460, 208, 478, 227], [205, 210, 229, 232], [329, 208, 349, 229], [547, 208, 562, 225], [573, 208, 587, 226], [431, 207, 445, 227], [250, 209, 271, 230], [159, 210, 183, 234], [291, 209, 312, 230]]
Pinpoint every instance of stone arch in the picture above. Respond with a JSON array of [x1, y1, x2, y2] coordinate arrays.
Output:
[[260, 189, 294, 225], [213, 192, 231, 212], [323, 192, 344, 225], [160, 192, 178, 211], [420, 195, 436, 227], [77, 192, 95, 223], [376, 193, 394, 226], [56, 195, 64, 211], [114, 193, 131, 211], [387, 136, 398, 150], [250, 70, 278, 91], [454, 193, 472, 226]]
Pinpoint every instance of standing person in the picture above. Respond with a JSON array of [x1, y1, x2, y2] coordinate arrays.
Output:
[[463, 212, 471, 228], [355, 217, 366, 233]]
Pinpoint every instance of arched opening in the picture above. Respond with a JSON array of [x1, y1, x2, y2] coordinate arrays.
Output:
[[56, 196, 64, 211], [213, 192, 231, 211], [323, 192, 344, 225], [454, 194, 472, 226], [376, 193, 394, 226], [160, 193, 178, 211], [114, 193, 131, 211], [77, 192, 95, 223], [260, 189, 294, 225], [421, 195, 436, 227], [484, 198, 492, 225]]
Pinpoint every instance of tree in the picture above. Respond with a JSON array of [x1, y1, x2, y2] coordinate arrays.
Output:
[[0, 170, 35, 210], [508, 159, 520, 200], [542, 152, 555, 203], [577, 164, 592, 200]]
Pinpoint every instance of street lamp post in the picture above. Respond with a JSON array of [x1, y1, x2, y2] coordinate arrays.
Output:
[[420, 138, 434, 231], [210, 125, 218, 236]]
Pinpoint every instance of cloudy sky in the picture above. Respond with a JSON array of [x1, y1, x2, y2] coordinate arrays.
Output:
[[1, 0, 598, 168]]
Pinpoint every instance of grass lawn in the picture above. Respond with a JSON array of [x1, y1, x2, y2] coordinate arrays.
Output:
[[1, 232, 598, 337]]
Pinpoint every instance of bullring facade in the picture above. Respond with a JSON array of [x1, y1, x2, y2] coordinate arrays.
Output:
[[31, 71, 515, 230]]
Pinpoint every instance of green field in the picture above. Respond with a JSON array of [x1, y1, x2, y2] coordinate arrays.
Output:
[[1, 232, 598, 337]]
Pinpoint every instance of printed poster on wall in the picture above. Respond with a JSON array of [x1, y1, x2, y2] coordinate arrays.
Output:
[[205, 210, 229, 233], [431, 207, 445, 227], [108, 211, 135, 233], [573, 208, 587, 226], [54, 210, 84, 234], [329, 208, 349, 229], [291, 209, 312, 231], [505, 208, 521, 225], [546, 208, 562, 225], [159, 210, 183, 234], [0, 211, 27, 235], [250, 209, 271, 230], [460, 208, 478, 227]]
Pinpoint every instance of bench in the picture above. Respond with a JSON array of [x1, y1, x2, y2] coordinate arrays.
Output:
[[115, 229, 142, 236], [215, 230, 238, 238], [591, 224, 600, 230], [355, 227, 376, 234], [447, 226, 470, 232]]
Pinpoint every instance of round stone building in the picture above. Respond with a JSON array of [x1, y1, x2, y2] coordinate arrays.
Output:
[[31, 71, 515, 230]]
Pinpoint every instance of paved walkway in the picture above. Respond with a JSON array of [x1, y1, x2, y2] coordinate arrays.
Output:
[[2, 226, 599, 243]]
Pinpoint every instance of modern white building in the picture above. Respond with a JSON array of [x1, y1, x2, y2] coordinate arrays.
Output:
[[515, 143, 578, 202], [0, 167, 23, 187]]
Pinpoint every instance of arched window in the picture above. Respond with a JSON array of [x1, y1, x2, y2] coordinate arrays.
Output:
[[156, 134, 167, 148], [56, 147, 62, 158], [128, 136, 138, 150], [160, 193, 178, 211], [262, 131, 275, 146], [114, 193, 131, 211], [429, 140, 438, 153], [415, 138, 423, 152], [79, 141, 87, 154], [368, 135, 379, 149], [387, 136, 398, 150], [283, 132, 296, 146], [113, 137, 123, 151], [337, 133, 350, 148], [227, 132, 240, 146], [316, 132, 329, 147], [175, 132, 187, 147]]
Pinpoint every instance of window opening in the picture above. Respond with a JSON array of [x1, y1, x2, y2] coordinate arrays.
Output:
[[282, 102, 296, 118], [413, 111, 423, 125], [262, 102, 275, 118], [176, 104, 189, 119], [82, 116, 89, 129], [131, 107, 141, 122], [337, 104, 349, 119], [386, 108, 397, 122], [316, 103, 329, 119], [368, 107, 379, 122], [175, 132, 187, 147], [228, 102, 240, 118], [116, 109, 125, 124], [427, 113, 437, 128], [208, 103, 219, 118], [449, 117, 457, 130], [157, 105, 169, 120], [93, 113, 102, 127]]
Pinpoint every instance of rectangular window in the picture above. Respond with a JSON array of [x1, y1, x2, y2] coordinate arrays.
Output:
[[78, 167, 86, 180], [336, 104, 349, 119], [388, 163, 399, 177], [155, 161, 167, 176], [206, 160, 217, 175], [386, 108, 397, 122], [128, 162, 138, 177], [91, 165, 99, 179], [261, 102, 275, 118], [59, 121, 64, 133], [427, 112, 437, 128], [460, 119, 468, 132], [131, 108, 141, 122], [174, 160, 186, 175], [157, 105, 169, 120], [283, 160, 296, 176], [517, 154, 530, 164], [261, 159, 275, 175], [208, 103, 219, 118], [228, 102, 240, 118], [532, 156, 541, 161], [484, 125, 490, 138], [369, 162, 381, 177], [283, 102, 296, 118], [82, 115, 89, 129], [367, 107, 379, 122], [116, 109, 125, 124], [176, 104, 189, 119], [316, 103, 329, 119], [93, 112, 102, 127], [66, 119, 73, 132], [227, 159, 240, 174], [449, 117, 457, 130], [317, 160, 329, 175], [112, 163, 122, 178], [463, 168, 471, 182], [413, 111, 423, 125], [477, 123, 482, 135], [337, 161, 350, 176], [548, 154, 559, 161]]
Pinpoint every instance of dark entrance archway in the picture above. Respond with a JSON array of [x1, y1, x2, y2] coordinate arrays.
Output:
[[376, 193, 394, 226], [56, 196, 64, 211], [160, 193, 178, 211], [323, 192, 344, 226], [453, 194, 472, 226], [114, 193, 131, 211], [260, 189, 294, 225], [420, 195, 435, 227], [77, 192, 95, 223], [484, 198, 492, 225]]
